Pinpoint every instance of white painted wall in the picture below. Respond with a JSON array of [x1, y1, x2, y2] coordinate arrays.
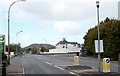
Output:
[[49, 48, 81, 54], [56, 44, 79, 49], [49, 43, 81, 54], [56, 44, 66, 49], [5, 52, 15, 58]]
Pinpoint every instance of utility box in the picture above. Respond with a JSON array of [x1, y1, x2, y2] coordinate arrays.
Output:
[[103, 58, 110, 72], [74, 56, 79, 65]]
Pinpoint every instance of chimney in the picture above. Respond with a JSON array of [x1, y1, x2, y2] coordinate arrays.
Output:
[[63, 38, 66, 41]]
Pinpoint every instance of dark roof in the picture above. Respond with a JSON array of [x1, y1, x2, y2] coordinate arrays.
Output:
[[56, 40, 68, 45], [56, 40, 79, 45], [68, 42, 78, 44]]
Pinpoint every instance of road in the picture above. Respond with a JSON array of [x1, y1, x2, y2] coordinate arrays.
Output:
[[7, 54, 119, 76], [34, 54, 118, 72], [21, 54, 76, 75]]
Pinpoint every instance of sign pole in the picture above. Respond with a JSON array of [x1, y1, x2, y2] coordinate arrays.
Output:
[[0, 34, 7, 76], [96, 1, 101, 72]]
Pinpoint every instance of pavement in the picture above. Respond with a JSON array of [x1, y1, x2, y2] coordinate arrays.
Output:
[[6, 56, 23, 76]]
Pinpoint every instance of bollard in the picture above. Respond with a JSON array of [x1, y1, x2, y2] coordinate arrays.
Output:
[[103, 58, 110, 72], [118, 54, 120, 73], [2, 62, 6, 76], [74, 56, 79, 65]]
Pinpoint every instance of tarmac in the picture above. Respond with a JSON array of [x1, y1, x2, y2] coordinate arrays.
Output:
[[6, 55, 120, 76]]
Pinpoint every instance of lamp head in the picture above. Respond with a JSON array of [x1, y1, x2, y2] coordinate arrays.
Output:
[[96, 1, 100, 8]]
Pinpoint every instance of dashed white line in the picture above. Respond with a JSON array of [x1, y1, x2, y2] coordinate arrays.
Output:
[[45, 61, 64, 71], [21, 59, 25, 76], [45, 62, 52, 65], [69, 72, 76, 75], [35, 56, 67, 71], [7, 73, 23, 74], [54, 65, 64, 70], [22, 67, 25, 74]]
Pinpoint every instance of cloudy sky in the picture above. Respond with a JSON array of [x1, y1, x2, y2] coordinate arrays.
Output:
[[0, 0, 119, 47]]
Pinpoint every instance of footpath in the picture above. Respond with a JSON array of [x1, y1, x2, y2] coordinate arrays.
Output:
[[6, 56, 23, 76]]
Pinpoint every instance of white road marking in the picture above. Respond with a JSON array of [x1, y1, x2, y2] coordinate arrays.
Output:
[[7, 73, 23, 74], [70, 72, 75, 74], [45, 62, 52, 65], [45, 61, 64, 71], [22, 67, 25, 75], [54, 65, 64, 70], [21, 59, 25, 76], [34, 55, 77, 73]]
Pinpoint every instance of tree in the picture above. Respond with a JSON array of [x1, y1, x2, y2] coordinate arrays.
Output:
[[31, 47, 37, 54], [41, 47, 46, 52], [6, 44, 16, 52], [84, 18, 120, 60]]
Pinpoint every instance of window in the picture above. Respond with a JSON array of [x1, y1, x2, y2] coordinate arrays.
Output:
[[74, 44, 76, 46]]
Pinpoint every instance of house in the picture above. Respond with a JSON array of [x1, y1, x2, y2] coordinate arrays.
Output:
[[49, 38, 81, 54], [56, 38, 80, 49]]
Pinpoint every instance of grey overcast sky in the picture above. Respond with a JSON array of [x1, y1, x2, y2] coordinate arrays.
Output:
[[0, 0, 119, 47]]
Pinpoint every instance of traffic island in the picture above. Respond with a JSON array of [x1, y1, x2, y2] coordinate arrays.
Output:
[[65, 65, 120, 76]]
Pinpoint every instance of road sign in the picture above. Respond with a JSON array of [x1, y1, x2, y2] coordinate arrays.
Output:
[[0, 35, 5, 53], [0, 36, 4, 41], [106, 59, 110, 63], [95, 40, 104, 53]]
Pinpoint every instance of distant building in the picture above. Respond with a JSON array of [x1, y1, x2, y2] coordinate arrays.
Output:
[[49, 38, 81, 54], [56, 38, 80, 49]]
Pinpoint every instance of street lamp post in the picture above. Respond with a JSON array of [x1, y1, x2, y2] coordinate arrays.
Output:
[[8, 0, 26, 65], [96, 1, 101, 72], [16, 31, 22, 55]]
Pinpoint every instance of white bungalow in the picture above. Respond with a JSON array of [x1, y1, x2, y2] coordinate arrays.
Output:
[[49, 38, 81, 53]]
